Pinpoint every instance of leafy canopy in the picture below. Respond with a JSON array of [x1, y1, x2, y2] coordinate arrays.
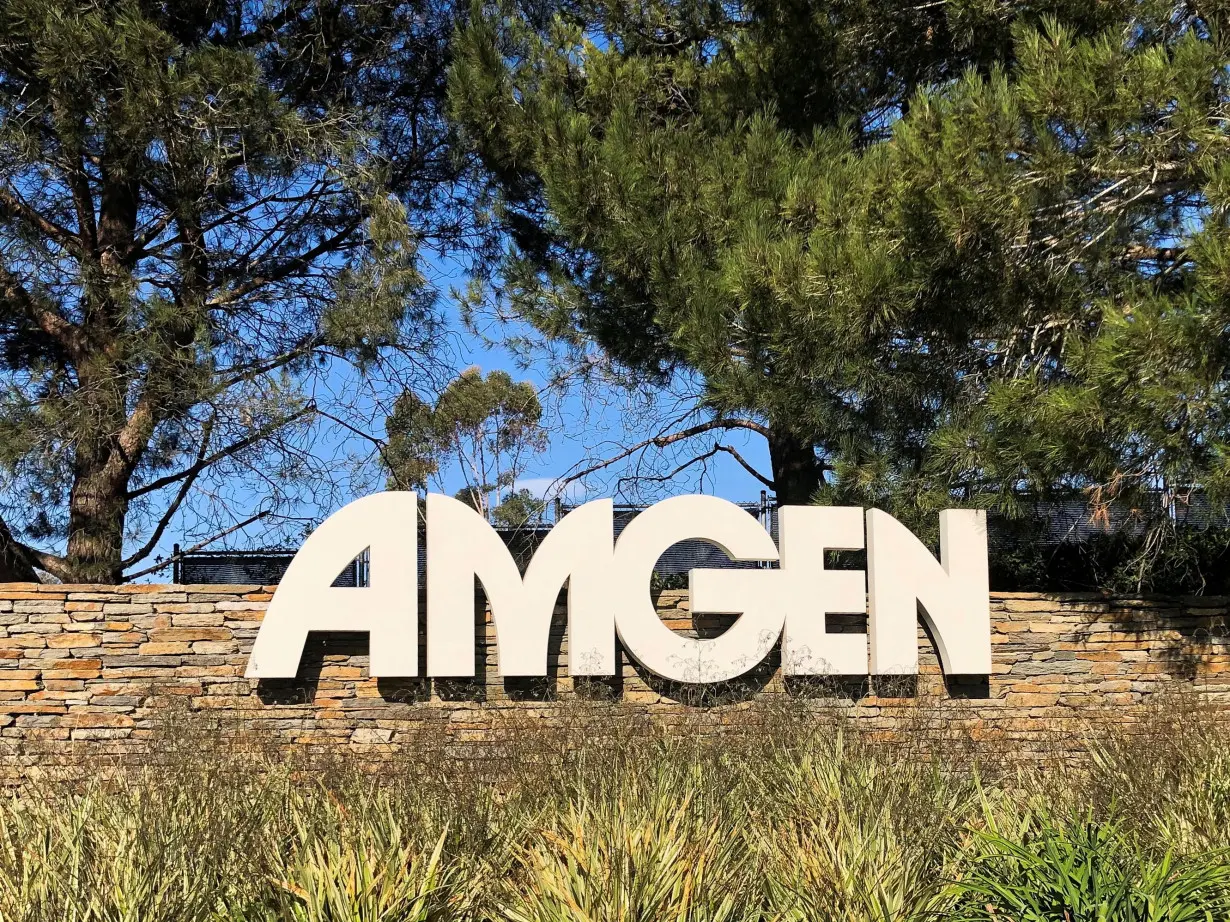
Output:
[[0, 0, 458, 581], [385, 367, 547, 520], [452, 0, 1230, 571]]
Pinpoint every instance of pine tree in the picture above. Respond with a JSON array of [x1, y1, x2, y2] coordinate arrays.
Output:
[[451, 0, 1230, 560], [450, 0, 1094, 501], [0, 0, 459, 582]]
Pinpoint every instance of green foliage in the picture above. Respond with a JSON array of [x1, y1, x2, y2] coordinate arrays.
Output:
[[275, 812, 453, 922], [505, 790, 751, 922], [3, 705, 1230, 921], [385, 368, 547, 519], [753, 730, 973, 922], [453, 0, 1230, 577], [953, 815, 1230, 922], [490, 488, 547, 529], [0, 0, 457, 581], [991, 524, 1230, 595]]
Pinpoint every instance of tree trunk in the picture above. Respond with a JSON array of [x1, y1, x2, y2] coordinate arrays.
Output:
[[63, 357, 135, 584], [61, 152, 141, 584], [64, 442, 131, 584], [0, 518, 38, 583], [767, 429, 823, 505]]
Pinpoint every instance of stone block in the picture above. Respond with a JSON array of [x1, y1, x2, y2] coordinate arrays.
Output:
[[47, 633, 101, 649], [71, 729, 132, 740], [216, 601, 269, 611], [351, 728, 394, 744], [28, 613, 69, 625], [0, 702, 65, 714], [191, 641, 236, 655], [148, 628, 231, 643], [0, 585, 1222, 777], [9, 623, 64, 634], [13, 601, 64, 614], [138, 643, 190, 656], [64, 712, 134, 728], [171, 613, 225, 627], [0, 636, 46, 649]]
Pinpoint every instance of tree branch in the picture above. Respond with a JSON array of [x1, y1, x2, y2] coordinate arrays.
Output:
[[0, 266, 86, 360], [0, 187, 81, 253], [205, 220, 362, 308], [556, 417, 773, 490], [126, 404, 315, 500], [111, 391, 158, 480], [0, 514, 75, 583], [311, 407, 406, 489], [213, 336, 321, 392], [615, 441, 772, 491], [120, 417, 215, 568], [714, 443, 774, 488], [121, 510, 270, 583], [0, 515, 40, 582]]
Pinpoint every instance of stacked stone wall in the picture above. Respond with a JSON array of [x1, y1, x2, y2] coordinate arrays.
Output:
[[0, 583, 1226, 772]]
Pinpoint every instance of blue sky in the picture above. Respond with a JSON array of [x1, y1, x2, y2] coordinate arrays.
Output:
[[413, 253, 773, 507], [133, 253, 772, 579]]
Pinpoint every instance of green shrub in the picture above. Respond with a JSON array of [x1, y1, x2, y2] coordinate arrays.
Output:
[[753, 731, 973, 922], [952, 814, 1230, 922], [503, 789, 753, 922], [272, 819, 453, 922]]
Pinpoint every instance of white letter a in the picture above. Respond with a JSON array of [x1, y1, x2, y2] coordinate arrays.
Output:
[[245, 492, 419, 679]]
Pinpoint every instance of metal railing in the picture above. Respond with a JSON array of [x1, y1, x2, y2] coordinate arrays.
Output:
[[173, 490, 1230, 587], [173, 493, 776, 586]]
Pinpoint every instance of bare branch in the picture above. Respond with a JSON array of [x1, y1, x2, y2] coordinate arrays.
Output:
[[714, 444, 774, 488], [213, 337, 321, 392], [205, 220, 362, 308], [126, 404, 315, 500], [555, 417, 773, 491], [122, 510, 270, 582], [121, 417, 216, 568], [311, 407, 406, 489], [614, 441, 772, 491]]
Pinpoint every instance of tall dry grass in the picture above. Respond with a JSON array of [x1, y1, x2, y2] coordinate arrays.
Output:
[[1, 694, 1229, 921]]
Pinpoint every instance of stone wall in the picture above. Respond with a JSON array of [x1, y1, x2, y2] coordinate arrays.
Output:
[[0, 582, 1227, 771]]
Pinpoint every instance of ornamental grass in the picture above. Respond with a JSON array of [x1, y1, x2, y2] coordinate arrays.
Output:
[[0, 696, 1228, 921]]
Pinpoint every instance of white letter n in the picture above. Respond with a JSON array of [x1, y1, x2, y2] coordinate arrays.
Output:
[[866, 509, 990, 676]]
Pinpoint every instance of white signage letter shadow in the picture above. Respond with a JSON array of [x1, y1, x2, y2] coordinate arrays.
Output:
[[613, 495, 782, 683], [866, 509, 991, 675], [427, 494, 614, 677], [780, 506, 868, 676], [245, 492, 418, 679]]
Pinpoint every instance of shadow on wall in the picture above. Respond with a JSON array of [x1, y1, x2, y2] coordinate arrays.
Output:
[[256, 585, 999, 706], [253, 641, 992, 709], [1058, 597, 1230, 683]]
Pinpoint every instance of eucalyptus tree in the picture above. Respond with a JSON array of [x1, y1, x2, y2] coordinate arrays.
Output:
[[384, 367, 547, 520]]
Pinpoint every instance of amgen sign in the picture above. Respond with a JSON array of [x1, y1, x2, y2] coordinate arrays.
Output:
[[246, 493, 990, 684]]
